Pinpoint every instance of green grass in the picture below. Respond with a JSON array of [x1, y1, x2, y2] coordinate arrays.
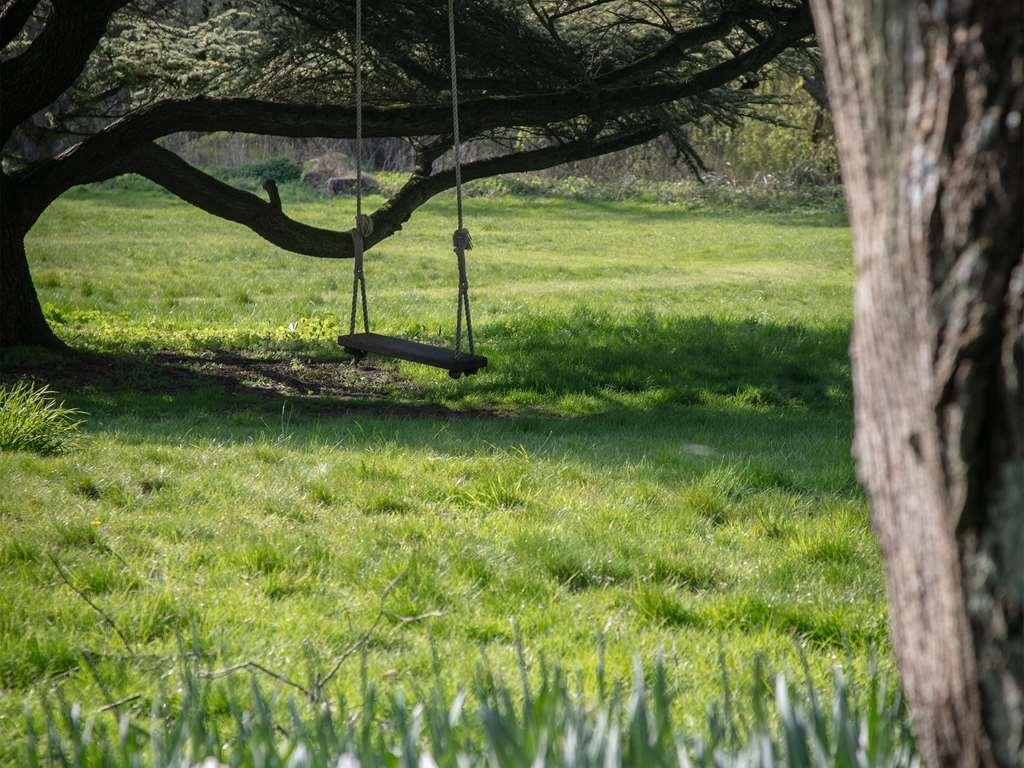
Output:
[[26, 649, 916, 767], [0, 381, 83, 455], [0, 184, 884, 759]]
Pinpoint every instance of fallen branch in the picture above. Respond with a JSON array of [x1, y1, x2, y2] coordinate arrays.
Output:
[[315, 573, 406, 696], [95, 693, 141, 714], [202, 660, 311, 697], [50, 554, 135, 654], [195, 574, 443, 704]]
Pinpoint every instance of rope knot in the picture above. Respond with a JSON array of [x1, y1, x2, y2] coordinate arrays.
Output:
[[452, 228, 473, 252]]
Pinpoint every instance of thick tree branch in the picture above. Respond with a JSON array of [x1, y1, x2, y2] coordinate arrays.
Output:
[[365, 124, 663, 249], [101, 144, 352, 258], [78, 125, 660, 262], [18, 2, 811, 221], [0, 0, 129, 144]]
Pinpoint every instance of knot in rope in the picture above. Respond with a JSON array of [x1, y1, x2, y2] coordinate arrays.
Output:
[[452, 228, 473, 252], [350, 214, 373, 260]]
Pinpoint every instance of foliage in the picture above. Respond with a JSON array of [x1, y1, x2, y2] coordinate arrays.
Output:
[[692, 74, 839, 186], [238, 156, 303, 184], [0, 381, 82, 455], [212, 155, 303, 184], [375, 172, 845, 212], [89, 7, 261, 103], [24, 648, 916, 767]]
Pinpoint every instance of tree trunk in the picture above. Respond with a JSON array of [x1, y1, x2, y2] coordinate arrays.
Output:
[[809, 2, 1023, 766], [1, 179, 62, 348]]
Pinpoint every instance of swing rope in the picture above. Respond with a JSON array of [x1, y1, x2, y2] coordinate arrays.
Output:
[[345, 0, 477, 359], [349, 0, 371, 336], [448, 0, 475, 357]]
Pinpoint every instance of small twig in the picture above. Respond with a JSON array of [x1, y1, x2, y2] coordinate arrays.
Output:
[[106, 545, 142, 583], [196, 574, 441, 706], [316, 573, 405, 694], [50, 554, 135, 654], [262, 178, 282, 210], [387, 610, 446, 625], [202, 661, 311, 697], [95, 693, 141, 714]]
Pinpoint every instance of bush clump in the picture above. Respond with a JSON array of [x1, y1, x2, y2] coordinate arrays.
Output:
[[0, 381, 83, 455], [372, 171, 845, 214], [235, 155, 303, 183]]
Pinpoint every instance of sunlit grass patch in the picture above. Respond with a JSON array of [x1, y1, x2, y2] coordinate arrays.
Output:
[[0, 381, 83, 455]]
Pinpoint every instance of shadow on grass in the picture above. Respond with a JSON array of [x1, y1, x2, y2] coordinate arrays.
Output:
[[0, 313, 860, 493], [2, 313, 847, 411], [1, 312, 850, 422], [478, 310, 850, 410]]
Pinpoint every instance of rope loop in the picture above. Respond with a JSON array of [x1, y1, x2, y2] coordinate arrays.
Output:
[[355, 213, 373, 238], [452, 227, 472, 252]]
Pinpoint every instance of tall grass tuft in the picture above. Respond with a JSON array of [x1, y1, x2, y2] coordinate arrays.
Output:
[[0, 381, 83, 455], [24, 650, 917, 767]]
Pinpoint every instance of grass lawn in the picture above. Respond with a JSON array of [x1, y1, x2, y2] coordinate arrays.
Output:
[[0, 184, 885, 756]]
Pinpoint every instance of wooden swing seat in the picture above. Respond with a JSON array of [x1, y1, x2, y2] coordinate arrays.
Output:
[[338, 332, 487, 378]]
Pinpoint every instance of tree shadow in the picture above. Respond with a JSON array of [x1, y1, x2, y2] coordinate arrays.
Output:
[[0, 346, 493, 422], [1, 315, 856, 488], [476, 310, 850, 411], [1, 312, 850, 422]]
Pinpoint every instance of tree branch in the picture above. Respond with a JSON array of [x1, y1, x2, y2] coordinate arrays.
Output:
[[365, 124, 663, 250], [0, 0, 42, 49], [0, 0, 130, 144], [594, 11, 739, 86], [70, 123, 660, 264], [17, 2, 812, 220], [106, 144, 353, 258]]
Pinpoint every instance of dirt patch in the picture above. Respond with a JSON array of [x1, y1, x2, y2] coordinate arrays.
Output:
[[153, 350, 398, 399], [1, 348, 514, 421]]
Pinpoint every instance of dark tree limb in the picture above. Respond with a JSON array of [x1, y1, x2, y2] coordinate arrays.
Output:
[[99, 144, 352, 258], [0, 0, 42, 49], [82, 125, 660, 262], [365, 125, 662, 250], [0, 0, 130, 144], [594, 11, 740, 86]]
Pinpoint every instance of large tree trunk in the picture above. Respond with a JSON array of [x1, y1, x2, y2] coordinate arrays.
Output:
[[809, 2, 1023, 766], [1, 178, 62, 348]]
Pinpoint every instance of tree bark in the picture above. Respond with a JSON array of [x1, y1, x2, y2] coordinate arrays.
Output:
[[809, 1, 1023, 766], [0, 178, 62, 348]]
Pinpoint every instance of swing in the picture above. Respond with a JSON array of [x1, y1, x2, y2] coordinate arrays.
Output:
[[337, 0, 487, 380]]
